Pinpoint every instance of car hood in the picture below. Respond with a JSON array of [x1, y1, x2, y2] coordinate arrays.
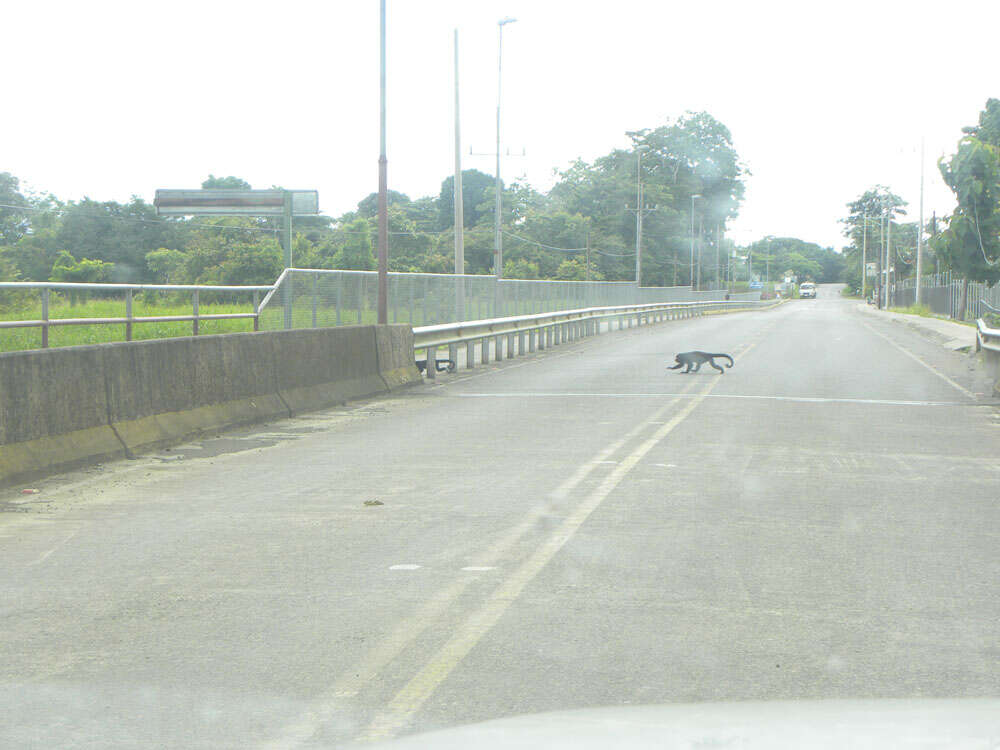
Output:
[[367, 699, 1000, 749]]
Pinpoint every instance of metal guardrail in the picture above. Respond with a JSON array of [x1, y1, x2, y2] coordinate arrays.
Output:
[[975, 318, 1000, 354], [980, 298, 1000, 315], [0, 281, 272, 348], [412, 299, 772, 379]]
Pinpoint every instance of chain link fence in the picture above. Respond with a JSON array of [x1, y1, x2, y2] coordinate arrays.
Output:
[[258, 269, 760, 331], [893, 273, 1000, 321]]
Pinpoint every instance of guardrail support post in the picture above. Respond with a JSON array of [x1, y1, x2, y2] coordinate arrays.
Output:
[[41, 288, 50, 348], [466, 340, 475, 369], [529, 330, 536, 352], [253, 290, 260, 332], [481, 337, 490, 364], [426, 346, 437, 379], [507, 333, 515, 358], [125, 289, 133, 341], [193, 290, 200, 336], [448, 343, 457, 369]]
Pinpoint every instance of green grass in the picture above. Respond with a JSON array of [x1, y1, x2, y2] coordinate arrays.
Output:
[[887, 304, 976, 327], [889, 303, 934, 317], [0, 299, 258, 353]]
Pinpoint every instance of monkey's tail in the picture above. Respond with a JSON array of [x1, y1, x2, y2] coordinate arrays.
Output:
[[711, 353, 734, 368]]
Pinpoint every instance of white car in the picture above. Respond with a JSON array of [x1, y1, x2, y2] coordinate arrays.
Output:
[[799, 282, 817, 299]]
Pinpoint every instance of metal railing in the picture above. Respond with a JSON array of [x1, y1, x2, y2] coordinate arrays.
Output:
[[0, 270, 762, 352], [0, 281, 272, 348], [412, 298, 774, 379], [893, 273, 1000, 321], [976, 317, 1000, 355], [256, 268, 760, 331]]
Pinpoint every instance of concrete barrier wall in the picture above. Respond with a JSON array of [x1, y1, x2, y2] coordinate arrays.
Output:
[[0, 325, 419, 485]]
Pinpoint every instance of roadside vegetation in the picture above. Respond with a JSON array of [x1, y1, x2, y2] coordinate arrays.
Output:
[[840, 98, 1000, 316]]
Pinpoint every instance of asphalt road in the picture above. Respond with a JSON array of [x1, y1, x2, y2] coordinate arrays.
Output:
[[2, 285, 998, 748]]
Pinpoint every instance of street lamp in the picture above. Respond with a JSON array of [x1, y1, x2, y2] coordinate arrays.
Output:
[[690, 194, 702, 289], [494, 16, 517, 281]]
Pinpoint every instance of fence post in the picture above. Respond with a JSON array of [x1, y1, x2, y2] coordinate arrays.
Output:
[[192, 290, 200, 336], [312, 273, 319, 328], [358, 275, 364, 324], [253, 290, 260, 332], [41, 288, 49, 349], [125, 289, 133, 341], [336, 274, 342, 326], [465, 340, 475, 369], [426, 345, 437, 380]]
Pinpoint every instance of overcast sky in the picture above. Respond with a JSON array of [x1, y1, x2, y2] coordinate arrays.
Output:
[[4, 0, 998, 251]]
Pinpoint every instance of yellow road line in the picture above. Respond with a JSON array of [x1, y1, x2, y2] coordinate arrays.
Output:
[[263, 366, 707, 749], [358, 337, 766, 742]]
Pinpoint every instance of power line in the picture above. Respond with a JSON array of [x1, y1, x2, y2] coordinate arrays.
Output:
[[502, 230, 585, 253]]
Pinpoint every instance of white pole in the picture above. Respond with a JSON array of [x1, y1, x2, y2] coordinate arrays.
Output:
[[376, 0, 388, 325], [453, 29, 464, 318], [915, 138, 925, 305], [861, 214, 867, 300], [494, 18, 516, 279], [635, 149, 642, 285]]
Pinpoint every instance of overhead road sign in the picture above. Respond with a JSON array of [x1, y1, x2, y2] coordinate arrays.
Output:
[[154, 189, 319, 217]]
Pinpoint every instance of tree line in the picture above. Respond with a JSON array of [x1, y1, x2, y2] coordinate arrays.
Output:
[[840, 98, 1000, 316], [1, 110, 843, 294]]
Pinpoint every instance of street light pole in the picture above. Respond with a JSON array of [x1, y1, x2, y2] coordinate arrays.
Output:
[[376, 0, 388, 325], [915, 137, 925, 305], [453, 28, 464, 319], [494, 17, 517, 281]]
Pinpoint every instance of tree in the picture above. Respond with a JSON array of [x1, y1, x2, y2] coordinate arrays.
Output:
[[145, 248, 189, 284], [50, 251, 114, 304], [333, 218, 376, 270], [0, 172, 30, 244], [437, 169, 494, 229], [932, 107, 1000, 317], [201, 175, 252, 190], [356, 190, 410, 219]]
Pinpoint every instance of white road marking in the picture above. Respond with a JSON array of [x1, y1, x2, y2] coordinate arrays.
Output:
[[451, 392, 970, 407], [461, 566, 496, 572], [388, 564, 422, 571], [858, 318, 977, 400]]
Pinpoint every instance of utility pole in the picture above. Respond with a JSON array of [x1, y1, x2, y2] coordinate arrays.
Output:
[[876, 210, 884, 309], [376, 0, 388, 325], [696, 215, 703, 289], [494, 17, 517, 281], [716, 223, 721, 290], [861, 213, 867, 300], [585, 223, 591, 281], [690, 194, 702, 289], [626, 146, 656, 286], [915, 138, 925, 305], [886, 212, 892, 308], [636, 149, 643, 285], [453, 29, 464, 319]]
